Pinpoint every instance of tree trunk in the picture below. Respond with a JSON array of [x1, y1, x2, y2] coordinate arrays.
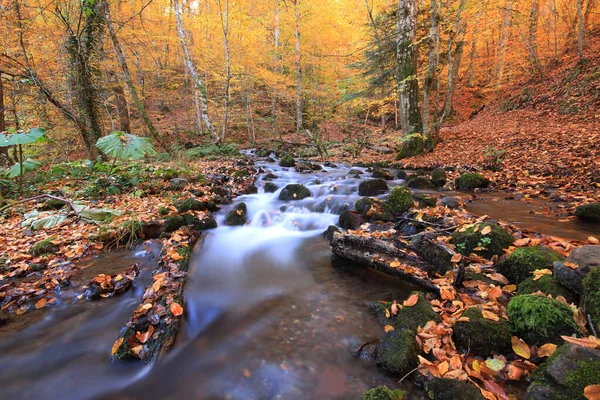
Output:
[[294, 0, 303, 133], [107, 71, 131, 133], [527, 0, 542, 75], [423, 0, 438, 139], [103, 1, 165, 148], [173, 0, 218, 143], [577, 0, 585, 61], [271, 4, 280, 116], [0, 73, 9, 166], [218, 0, 231, 142], [396, 0, 422, 136], [495, 0, 514, 86], [467, 8, 483, 86]]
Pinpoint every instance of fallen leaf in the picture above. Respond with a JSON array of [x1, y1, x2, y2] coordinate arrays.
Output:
[[451, 253, 462, 263], [588, 237, 600, 245], [243, 369, 251, 378], [538, 343, 557, 357], [35, 298, 47, 309], [514, 238, 530, 247], [384, 325, 394, 332], [585, 385, 600, 400], [404, 293, 419, 307], [483, 379, 509, 400], [564, 262, 579, 270], [170, 302, 183, 316], [112, 337, 124, 355], [532, 269, 553, 280], [481, 226, 492, 235], [485, 358, 506, 371], [482, 310, 500, 321], [391, 301, 399, 315], [512, 336, 531, 359], [561, 335, 600, 348]]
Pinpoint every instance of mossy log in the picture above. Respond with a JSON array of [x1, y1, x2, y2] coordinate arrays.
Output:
[[111, 231, 205, 363], [330, 231, 440, 294]]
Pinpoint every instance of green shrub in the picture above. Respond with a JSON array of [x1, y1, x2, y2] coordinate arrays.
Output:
[[507, 294, 580, 346]]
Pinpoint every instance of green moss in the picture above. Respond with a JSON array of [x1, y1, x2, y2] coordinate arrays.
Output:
[[575, 203, 600, 222], [279, 154, 296, 167], [163, 215, 186, 232], [233, 169, 251, 178], [362, 386, 404, 400], [396, 134, 424, 160], [425, 378, 485, 400], [413, 193, 437, 208], [407, 176, 435, 189], [583, 267, 600, 334], [456, 173, 490, 190], [518, 275, 576, 302], [507, 294, 580, 346], [385, 187, 414, 215], [158, 207, 169, 216], [355, 197, 375, 216], [396, 170, 407, 180], [451, 223, 514, 259], [29, 239, 58, 256], [497, 246, 564, 284], [176, 198, 206, 212], [564, 360, 600, 397], [376, 329, 419, 375], [393, 292, 440, 331], [452, 307, 512, 356]]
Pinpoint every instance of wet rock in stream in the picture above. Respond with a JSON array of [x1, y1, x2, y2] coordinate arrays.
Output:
[[83, 264, 141, 300]]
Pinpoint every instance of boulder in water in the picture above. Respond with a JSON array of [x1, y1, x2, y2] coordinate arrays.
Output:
[[376, 329, 419, 375], [224, 203, 248, 226], [338, 210, 366, 230], [496, 246, 563, 284], [358, 179, 388, 196], [431, 168, 447, 187], [278, 184, 311, 200], [279, 154, 295, 167], [264, 182, 278, 193], [407, 176, 435, 189], [385, 186, 413, 214]]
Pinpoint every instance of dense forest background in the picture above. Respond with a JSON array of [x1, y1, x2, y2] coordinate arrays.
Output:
[[0, 0, 598, 160]]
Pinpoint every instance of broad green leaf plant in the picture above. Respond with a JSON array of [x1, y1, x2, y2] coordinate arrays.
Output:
[[0, 128, 49, 189], [95, 131, 157, 176]]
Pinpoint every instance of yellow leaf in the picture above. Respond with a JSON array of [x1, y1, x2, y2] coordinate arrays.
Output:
[[588, 237, 600, 245], [564, 262, 579, 270], [403, 293, 419, 307], [538, 343, 557, 358], [35, 298, 47, 309], [111, 337, 124, 355], [114, 274, 123, 282], [532, 269, 553, 280], [390, 260, 401, 268], [385, 308, 391, 318], [481, 226, 492, 235], [512, 336, 531, 359], [384, 325, 394, 332]]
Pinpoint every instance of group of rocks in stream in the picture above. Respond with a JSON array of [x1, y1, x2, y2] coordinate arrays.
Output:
[[2, 149, 600, 400]]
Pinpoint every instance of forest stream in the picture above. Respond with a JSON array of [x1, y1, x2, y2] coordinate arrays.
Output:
[[0, 155, 598, 400]]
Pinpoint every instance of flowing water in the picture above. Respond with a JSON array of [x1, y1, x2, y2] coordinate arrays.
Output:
[[1, 157, 598, 400]]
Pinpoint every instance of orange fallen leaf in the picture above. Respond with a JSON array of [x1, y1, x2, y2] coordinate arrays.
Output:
[[561, 335, 600, 349], [512, 336, 531, 359], [391, 301, 399, 315], [532, 269, 553, 280], [384, 325, 394, 332], [243, 369, 251, 378], [35, 298, 47, 309], [451, 253, 462, 263], [585, 385, 600, 400], [514, 238, 530, 247], [588, 237, 600, 245], [538, 343, 557, 357], [564, 262, 579, 270], [404, 293, 419, 307], [136, 325, 154, 344], [482, 310, 500, 321], [112, 337, 124, 355], [170, 302, 184, 316], [481, 226, 492, 235]]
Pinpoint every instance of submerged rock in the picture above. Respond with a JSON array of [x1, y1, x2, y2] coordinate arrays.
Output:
[[224, 203, 248, 226], [358, 179, 388, 196], [376, 329, 419, 375], [278, 184, 311, 200], [496, 246, 564, 284], [264, 182, 278, 193], [507, 294, 580, 346], [452, 307, 512, 356]]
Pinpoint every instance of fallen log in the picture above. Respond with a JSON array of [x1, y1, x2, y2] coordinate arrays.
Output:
[[330, 231, 440, 295], [110, 229, 204, 363]]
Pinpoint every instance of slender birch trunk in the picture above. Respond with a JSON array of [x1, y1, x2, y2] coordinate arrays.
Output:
[[294, 0, 303, 132], [217, 0, 230, 142], [173, 0, 218, 142]]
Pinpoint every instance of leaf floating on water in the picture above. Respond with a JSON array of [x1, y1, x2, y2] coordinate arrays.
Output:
[[538, 343, 557, 357], [403, 293, 419, 307], [511, 336, 531, 359], [170, 302, 183, 316]]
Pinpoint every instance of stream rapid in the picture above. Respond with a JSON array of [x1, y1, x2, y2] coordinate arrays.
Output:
[[0, 154, 597, 400]]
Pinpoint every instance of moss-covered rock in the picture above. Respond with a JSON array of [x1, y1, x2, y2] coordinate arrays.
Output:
[[452, 307, 512, 356], [583, 266, 600, 335], [30, 239, 58, 256], [574, 203, 600, 222], [358, 179, 388, 196], [407, 176, 435, 189], [396, 134, 424, 160], [413, 193, 437, 208], [496, 246, 564, 284], [176, 198, 207, 212], [410, 236, 454, 276], [224, 203, 247, 226], [456, 173, 490, 190], [355, 197, 375, 216], [183, 214, 218, 230], [425, 378, 485, 400], [158, 206, 169, 216], [385, 186, 414, 215], [163, 215, 186, 232], [362, 386, 404, 400], [431, 168, 447, 187], [507, 294, 580, 346], [372, 169, 393, 180], [525, 343, 600, 400], [279, 154, 296, 167], [394, 292, 439, 331], [264, 182, 278, 193], [396, 170, 407, 180], [518, 275, 577, 303], [278, 184, 311, 200], [376, 329, 419, 375], [451, 223, 514, 259]]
